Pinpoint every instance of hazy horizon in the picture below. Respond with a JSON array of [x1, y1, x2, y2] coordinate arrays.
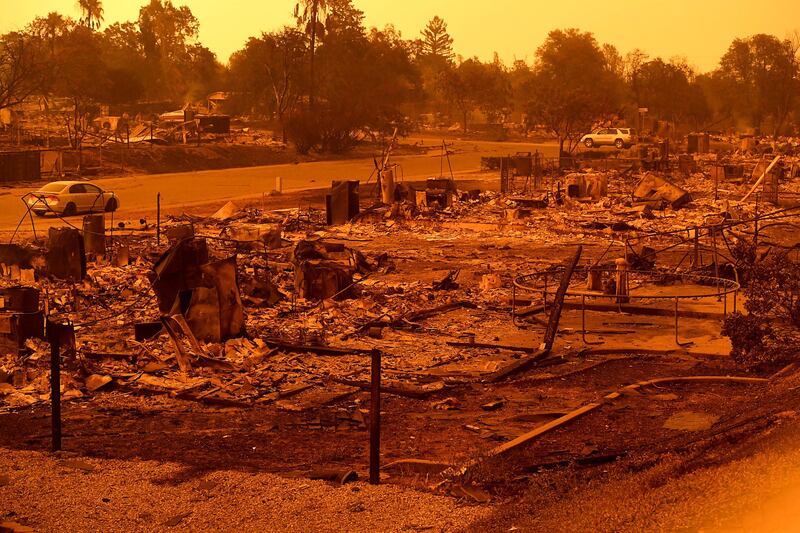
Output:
[[2, 0, 800, 72]]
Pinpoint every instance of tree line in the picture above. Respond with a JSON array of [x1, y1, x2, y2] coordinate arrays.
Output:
[[1, 0, 799, 153]]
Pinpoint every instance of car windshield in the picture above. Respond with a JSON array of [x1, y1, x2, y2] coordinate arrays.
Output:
[[39, 183, 67, 193]]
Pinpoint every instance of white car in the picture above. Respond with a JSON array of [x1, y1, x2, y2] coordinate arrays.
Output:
[[581, 128, 637, 149], [26, 181, 120, 217]]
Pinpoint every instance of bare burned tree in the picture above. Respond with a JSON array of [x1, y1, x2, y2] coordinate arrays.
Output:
[[0, 32, 46, 111], [261, 30, 307, 143]]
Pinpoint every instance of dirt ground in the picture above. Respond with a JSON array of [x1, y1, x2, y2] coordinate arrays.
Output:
[[0, 448, 490, 532]]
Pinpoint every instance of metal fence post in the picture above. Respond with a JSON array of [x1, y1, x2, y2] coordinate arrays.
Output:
[[156, 193, 161, 246], [369, 349, 381, 485], [48, 319, 62, 451]]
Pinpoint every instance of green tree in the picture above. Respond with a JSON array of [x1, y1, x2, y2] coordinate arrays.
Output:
[[442, 57, 509, 133], [633, 59, 698, 123], [28, 12, 74, 55], [287, 0, 417, 152], [100, 22, 146, 104], [362, 25, 419, 135], [715, 34, 798, 136], [602, 43, 625, 79], [137, 0, 220, 101], [418, 16, 453, 61], [0, 31, 47, 110], [50, 26, 109, 168], [508, 60, 534, 131], [228, 28, 307, 141], [524, 29, 621, 154]]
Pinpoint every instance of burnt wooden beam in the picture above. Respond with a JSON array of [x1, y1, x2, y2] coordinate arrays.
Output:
[[542, 246, 582, 351]]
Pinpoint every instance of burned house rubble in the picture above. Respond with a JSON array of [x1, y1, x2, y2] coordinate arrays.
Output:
[[2, 142, 800, 521]]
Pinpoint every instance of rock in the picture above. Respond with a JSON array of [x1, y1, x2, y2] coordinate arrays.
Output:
[[163, 511, 192, 527], [431, 397, 459, 410]]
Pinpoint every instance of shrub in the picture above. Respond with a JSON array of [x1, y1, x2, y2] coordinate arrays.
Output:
[[722, 247, 800, 369], [286, 111, 320, 155]]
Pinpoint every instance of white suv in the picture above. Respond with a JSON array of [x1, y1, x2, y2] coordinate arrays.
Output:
[[581, 128, 637, 149]]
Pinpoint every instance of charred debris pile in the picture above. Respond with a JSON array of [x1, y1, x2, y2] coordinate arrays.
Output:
[[2, 143, 800, 497]]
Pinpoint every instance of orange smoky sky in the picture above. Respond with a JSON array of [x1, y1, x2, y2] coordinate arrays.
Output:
[[2, 0, 799, 72]]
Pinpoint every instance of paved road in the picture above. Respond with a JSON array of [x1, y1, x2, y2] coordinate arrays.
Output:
[[0, 138, 558, 235]]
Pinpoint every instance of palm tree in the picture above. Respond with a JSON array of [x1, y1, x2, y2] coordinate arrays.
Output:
[[43, 12, 67, 54], [294, 0, 328, 109], [77, 0, 104, 31]]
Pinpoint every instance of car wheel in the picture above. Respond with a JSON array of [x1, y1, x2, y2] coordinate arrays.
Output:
[[615, 139, 625, 149], [105, 198, 118, 212], [63, 203, 77, 217], [584, 138, 594, 148]]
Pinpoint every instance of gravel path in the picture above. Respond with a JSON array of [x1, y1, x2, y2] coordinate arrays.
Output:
[[0, 449, 490, 532]]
